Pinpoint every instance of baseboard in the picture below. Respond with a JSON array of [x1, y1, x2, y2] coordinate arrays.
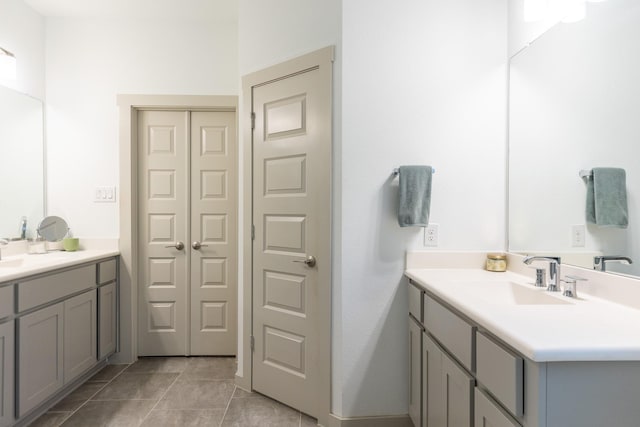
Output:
[[234, 373, 251, 392], [326, 413, 412, 427]]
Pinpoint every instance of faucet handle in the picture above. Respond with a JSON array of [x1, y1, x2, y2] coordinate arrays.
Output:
[[561, 275, 587, 298]]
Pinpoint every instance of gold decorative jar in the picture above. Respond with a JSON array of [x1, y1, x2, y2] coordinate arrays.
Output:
[[486, 253, 507, 272]]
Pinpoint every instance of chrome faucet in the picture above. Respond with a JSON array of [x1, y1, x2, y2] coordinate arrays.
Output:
[[0, 238, 8, 261], [523, 256, 562, 292], [593, 256, 632, 272]]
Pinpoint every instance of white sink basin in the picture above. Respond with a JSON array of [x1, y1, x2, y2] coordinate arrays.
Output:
[[0, 254, 68, 270], [0, 258, 24, 268], [453, 280, 573, 306]]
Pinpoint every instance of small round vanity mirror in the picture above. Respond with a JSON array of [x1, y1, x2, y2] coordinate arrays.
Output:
[[37, 216, 69, 242]]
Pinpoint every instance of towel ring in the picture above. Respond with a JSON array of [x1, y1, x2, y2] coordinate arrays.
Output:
[[392, 167, 436, 177]]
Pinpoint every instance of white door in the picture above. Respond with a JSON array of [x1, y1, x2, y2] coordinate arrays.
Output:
[[190, 111, 237, 355], [251, 62, 332, 417], [138, 109, 237, 356]]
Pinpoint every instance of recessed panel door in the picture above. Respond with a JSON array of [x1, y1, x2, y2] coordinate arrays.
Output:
[[190, 111, 237, 355], [138, 110, 189, 356], [252, 65, 331, 417]]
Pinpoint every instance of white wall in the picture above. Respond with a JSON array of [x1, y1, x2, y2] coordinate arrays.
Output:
[[238, 0, 341, 75], [0, 0, 45, 98], [45, 16, 238, 237], [340, 0, 507, 417]]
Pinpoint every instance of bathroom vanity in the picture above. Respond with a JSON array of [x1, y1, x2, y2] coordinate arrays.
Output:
[[0, 250, 119, 427], [406, 253, 640, 427]]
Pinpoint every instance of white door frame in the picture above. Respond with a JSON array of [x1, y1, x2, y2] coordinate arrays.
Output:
[[117, 94, 238, 363], [241, 47, 333, 425]]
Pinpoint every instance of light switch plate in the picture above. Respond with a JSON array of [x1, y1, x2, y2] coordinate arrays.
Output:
[[94, 186, 117, 203]]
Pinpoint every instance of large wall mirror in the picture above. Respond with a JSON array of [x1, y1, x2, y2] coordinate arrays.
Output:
[[0, 84, 44, 240], [509, 0, 640, 276]]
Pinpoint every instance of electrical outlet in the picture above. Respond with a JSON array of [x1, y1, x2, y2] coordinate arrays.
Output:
[[572, 224, 585, 247], [94, 186, 117, 203], [424, 223, 439, 247]]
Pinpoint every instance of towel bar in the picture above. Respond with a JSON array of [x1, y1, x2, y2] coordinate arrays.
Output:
[[579, 169, 592, 179], [392, 167, 436, 177]]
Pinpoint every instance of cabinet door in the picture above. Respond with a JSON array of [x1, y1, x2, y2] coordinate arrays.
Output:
[[475, 387, 520, 427], [442, 352, 474, 427], [0, 321, 14, 427], [423, 333, 444, 427], [423, 333, 474, 427], [64, 291, 97, 384], [409, 318, 422, 427], [98, 283, 117, 359], [18, 303, 64, 416]]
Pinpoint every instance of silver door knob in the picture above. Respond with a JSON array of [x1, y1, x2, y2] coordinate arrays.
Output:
[[293, 255, 316, 267], [192, 241, 209, 250], [165, 241, 185, 250]]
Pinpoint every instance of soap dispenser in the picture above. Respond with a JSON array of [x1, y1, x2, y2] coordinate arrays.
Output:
[[19, 216, 27, 240]]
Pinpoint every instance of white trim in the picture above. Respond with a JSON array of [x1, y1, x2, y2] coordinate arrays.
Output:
[[116, 94, 238, 363]]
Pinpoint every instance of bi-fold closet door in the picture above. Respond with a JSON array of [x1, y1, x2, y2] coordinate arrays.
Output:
[[137, 110, 237, 356]]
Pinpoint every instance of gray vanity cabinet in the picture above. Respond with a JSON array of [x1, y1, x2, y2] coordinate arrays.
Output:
[[14, 255, 120, 422], [63, 290, 97, 384], [0, 321, 14, 427], [408, 276, 640, 427], [18, 303, 64, 416]]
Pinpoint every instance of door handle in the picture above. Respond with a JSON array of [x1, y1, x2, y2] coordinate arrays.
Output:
[[192, 241, 209, 250], [293, 255, 317, 268], [165, 241, 185, 250]]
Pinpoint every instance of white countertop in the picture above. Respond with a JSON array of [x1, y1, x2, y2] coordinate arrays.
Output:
[[0, 249, 119, 284], [406, 268, 640, 362]]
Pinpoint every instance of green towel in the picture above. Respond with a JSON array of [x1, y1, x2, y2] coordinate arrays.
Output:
[[586, 167, 628, 228], [398, 165, 433, 227]]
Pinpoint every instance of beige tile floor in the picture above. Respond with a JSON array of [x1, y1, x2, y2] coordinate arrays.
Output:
[[29, 357, 317, 427]]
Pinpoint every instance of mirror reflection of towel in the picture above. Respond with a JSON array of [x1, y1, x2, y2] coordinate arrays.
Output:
[[586, 167, 628, 228], [398, 165, 433, 227]]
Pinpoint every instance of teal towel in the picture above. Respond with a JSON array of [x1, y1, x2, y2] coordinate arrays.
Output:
[[398, 165, 433, 227], [586, 167, 628, 228]]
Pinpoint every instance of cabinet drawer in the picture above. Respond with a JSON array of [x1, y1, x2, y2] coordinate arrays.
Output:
[[408, 281, 423, 323], [18, 265, 95, 312], [424, 294, 475, 372], [475, 387, 521, 427], [98, 259, 117, 285], [476, 331, 524, 417], [0, 286, 13, 319]]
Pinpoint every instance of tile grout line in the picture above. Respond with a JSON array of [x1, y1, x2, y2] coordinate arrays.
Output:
[[219, 385, 237, 427], [136, 369, 183, 426], [55, 364, 130, 427]]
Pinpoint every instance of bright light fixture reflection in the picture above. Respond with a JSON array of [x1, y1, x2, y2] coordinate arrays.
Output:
[[562, 0, 587, 22], [0, 48, 16, 81], [524, 0, 548, 22]]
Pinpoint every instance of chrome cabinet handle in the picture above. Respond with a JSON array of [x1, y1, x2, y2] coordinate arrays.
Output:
[[165, 241, 185, 250], [192, 241, 209, 250], [292, 255, 316, 268]]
